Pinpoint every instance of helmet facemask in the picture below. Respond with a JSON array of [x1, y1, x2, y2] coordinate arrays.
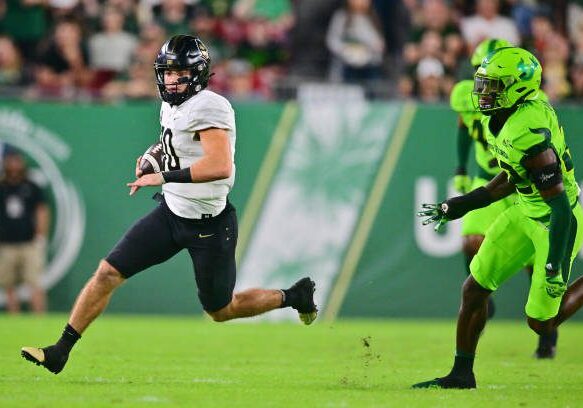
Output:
[[472, 73, 514, 114], [155, 63, 208, 105]]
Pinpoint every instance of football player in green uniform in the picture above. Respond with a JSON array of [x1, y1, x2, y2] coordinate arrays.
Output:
[[450, 39, 558, 357], [415, 47, 583, 389], [451, 38, 513, 320]]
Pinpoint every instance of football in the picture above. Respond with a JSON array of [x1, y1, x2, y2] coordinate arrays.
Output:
[[139, 141, 164, 175]]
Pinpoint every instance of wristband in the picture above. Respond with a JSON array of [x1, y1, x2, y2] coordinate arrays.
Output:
[[161, 167, 192, 183]]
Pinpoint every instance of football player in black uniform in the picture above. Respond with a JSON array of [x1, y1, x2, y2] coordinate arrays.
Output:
[[21, 35, 318, 374]]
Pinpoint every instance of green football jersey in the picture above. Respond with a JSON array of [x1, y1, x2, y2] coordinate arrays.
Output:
[[450, 80, 498, 177], [483, 98, 580, 219]]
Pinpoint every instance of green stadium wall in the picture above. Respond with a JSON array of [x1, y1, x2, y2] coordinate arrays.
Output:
[[1, 100, 583, 320]]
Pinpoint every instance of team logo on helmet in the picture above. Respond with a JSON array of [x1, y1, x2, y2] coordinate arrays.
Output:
[[517, 57, 539, 81]]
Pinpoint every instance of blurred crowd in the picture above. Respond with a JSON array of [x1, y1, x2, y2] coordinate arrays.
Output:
[[0, 0, 582, 103]]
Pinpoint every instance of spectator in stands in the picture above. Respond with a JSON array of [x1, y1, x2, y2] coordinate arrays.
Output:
[[0, 0, 49, 62], [408, 0, 460, 44], [154, 0, 190, 37], [201, 0, 232, 18], [404, 0, 464, 85], [373, 0, 408, 59], [32, 18, 91, 98], [524, 12, 553, 58], [0, 36, 24, 86], [100, 23, 162, 101], [48, 0, 79, 19], [237, 18, 288, 68], [287, 0, 341, 79], [101, 53, 157, 101], [540, 31, 570, 102], [460, 0, 520, 49], [570, 59, 583, 100], [567, 1, 583, 72], [233, 0, 294, 66], [326, 0, 385, 83], [415, 56, 445, 102], [567, 1, 583, 43], [223, 58, 259, 100], [137, 21, 166, 60], [0, 149, 50, 314], [190, 7, 231, 64], [88, 6, 138, 88], [509, 0, 540, 38], [523, 12, 570, 102], [107, 0, 140, 34]]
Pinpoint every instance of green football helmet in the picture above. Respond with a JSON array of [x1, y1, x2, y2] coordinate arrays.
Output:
[[473, 47, 542, 114], [470, 38, 513, 68]]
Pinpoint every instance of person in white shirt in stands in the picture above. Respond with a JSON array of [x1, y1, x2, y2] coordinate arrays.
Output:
[[460, 0, 520, 48]]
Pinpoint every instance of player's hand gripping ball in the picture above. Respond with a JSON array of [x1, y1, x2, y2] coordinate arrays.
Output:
[[139, 142, 164, 175]]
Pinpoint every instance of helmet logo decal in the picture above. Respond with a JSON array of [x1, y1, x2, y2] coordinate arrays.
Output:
[[517, 57, 539, 80], [198, 41, 210, 61]]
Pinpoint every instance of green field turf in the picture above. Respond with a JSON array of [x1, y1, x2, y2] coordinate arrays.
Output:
[[2, 315, 583, 407]]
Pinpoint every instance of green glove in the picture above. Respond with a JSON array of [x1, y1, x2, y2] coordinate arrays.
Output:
[[545, 264, 567, 299], [417, 203, 449, 231], [453, 174, 472, 194]]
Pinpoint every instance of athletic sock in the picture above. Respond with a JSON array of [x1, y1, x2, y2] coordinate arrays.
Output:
[[450, 350, 475, 377], [280, 288, 298, 308], [55, 324, 81, 354], [538, 328, 558, 348]]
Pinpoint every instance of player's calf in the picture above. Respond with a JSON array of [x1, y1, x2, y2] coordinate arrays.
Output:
[[527, 318, 559, 359], [527, 316, 555, 336], [535, 328, 558, 359]]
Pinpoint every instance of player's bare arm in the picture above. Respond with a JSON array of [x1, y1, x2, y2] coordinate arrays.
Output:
[[483, 171, 515, 201], [187, 128, 233, 181]]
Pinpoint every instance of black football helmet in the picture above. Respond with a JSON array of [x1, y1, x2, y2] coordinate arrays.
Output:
[[154, 35, 211, 105]]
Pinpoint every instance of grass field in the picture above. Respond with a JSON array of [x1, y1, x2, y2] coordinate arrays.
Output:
[[2, 315, 583, 407]]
